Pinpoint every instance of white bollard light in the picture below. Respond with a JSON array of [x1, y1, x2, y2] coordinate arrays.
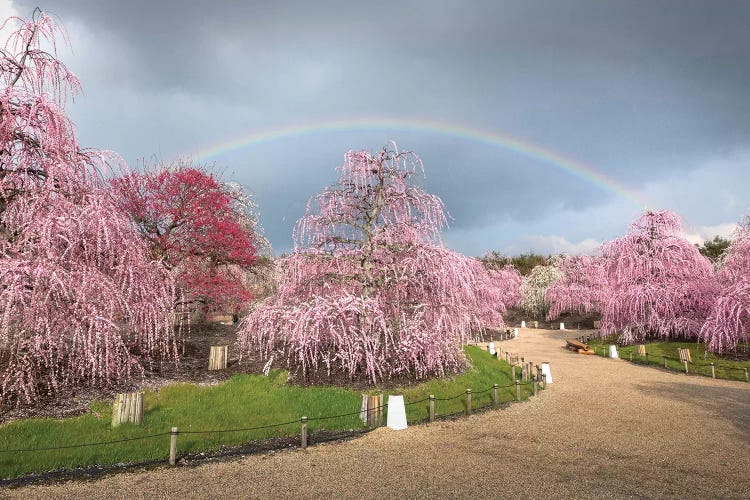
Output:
[[608, 344, 619, 359], [513, 328, 519, 338], [487, 342, 496, 355], [386, 395, 408, 430], [560, 322, 565, 330], [541, 362, 553, 384], [521, 320, 526, 328]]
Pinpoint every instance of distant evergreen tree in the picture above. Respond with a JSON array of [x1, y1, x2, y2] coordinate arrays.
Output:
[[481, 251, 552, 276], [696, 236, 731, 263]]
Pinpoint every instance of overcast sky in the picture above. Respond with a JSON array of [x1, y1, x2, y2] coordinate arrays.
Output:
[[4, 0, 749, 256]]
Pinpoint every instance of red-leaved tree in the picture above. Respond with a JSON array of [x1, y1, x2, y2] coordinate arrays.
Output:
[[111, 164, 259, 316], [550, 211, 719, 344], [236, 144, 520, 383], [0, 10, 180, 404], [700, 217, 750, 352]]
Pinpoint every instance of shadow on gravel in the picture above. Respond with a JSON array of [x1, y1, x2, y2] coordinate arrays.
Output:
[[0, 429, 368, 490], [634, 381, 750, 441]]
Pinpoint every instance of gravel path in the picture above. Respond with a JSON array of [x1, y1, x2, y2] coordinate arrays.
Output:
[[6, 329, 750, 499]]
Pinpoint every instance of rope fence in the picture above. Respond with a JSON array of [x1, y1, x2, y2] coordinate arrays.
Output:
[[0, 354, 548, 472], [575, 335, 750, 383]]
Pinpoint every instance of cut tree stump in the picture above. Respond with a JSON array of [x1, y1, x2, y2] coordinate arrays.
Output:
[[208, 345, 228, 370], [112, 392, 144, 427]]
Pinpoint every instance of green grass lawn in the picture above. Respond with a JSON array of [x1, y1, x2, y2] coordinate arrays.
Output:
[[0, 346, 533, 479], [586, 338, 750, 382]]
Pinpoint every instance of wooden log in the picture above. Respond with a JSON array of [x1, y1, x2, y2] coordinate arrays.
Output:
[[208, 345, 228, 370], [112, 392, 144, 427], [368, 395, 378, 427], [678, 348, 692, 363], [359, 394, 368, 423], [378, 394, 384, 427]]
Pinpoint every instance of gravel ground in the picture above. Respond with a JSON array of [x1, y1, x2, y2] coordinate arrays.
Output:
[[5, 329, 750, 499]]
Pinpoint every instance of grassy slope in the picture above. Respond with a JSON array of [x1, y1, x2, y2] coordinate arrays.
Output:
[[0, 346, 531, 479], [586, 338, 750, 381]]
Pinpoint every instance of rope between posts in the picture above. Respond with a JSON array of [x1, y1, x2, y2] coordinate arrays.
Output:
[[470, 386, 495, 395], [433, 392, 466, 401], [1, 372, 533, 453], [180, 419, 300, 434], [0, 432, 171, 453]]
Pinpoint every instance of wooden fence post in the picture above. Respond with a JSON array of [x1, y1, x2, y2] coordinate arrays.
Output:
[[684, 361, 689, 374], [745, 368, 749, 383], [629, 352, 633, 362], [521, 357, 525, 381], [511, 365, 516, 380], [493, 384, 499, 407], [429, 395, 435, 422], [515, 380, 521, 401], [301, 416, 308, 450], [663, 356, 668, 368], [542, 373, 547, 390], [710, 363, 715, 379], [466, 389, 472, 415], [169, 427, 178, 465], [532, 375, 538, 396]]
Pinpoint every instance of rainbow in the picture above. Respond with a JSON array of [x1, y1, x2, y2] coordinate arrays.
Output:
[[187, 117, 646, 207]]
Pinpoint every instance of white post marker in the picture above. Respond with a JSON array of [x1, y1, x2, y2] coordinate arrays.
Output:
[[521, 320, 526, 328], [608, 345, 619, 359], [541, 362, 553, 384], [386, 395, 408, 430], [513, 328, 519, 338], [560, 322, 565, 330], [487, 342, 496, 355]]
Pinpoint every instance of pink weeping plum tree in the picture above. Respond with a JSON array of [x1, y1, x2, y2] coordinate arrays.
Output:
[[236, 144, 520, 383], [700, 217, 750, 352], [545, 254, 607, 320], [0, 11, 180, 404], [548, 211, 719, 344]]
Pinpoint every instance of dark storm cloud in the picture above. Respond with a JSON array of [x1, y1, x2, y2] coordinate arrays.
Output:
[[12, 0, 750, 254]]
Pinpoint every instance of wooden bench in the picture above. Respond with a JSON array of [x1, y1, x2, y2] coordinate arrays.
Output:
[[566, 339, 592, 353]]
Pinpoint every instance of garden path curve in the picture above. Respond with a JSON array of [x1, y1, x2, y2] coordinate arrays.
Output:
[[8, 329, 750, 499]]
